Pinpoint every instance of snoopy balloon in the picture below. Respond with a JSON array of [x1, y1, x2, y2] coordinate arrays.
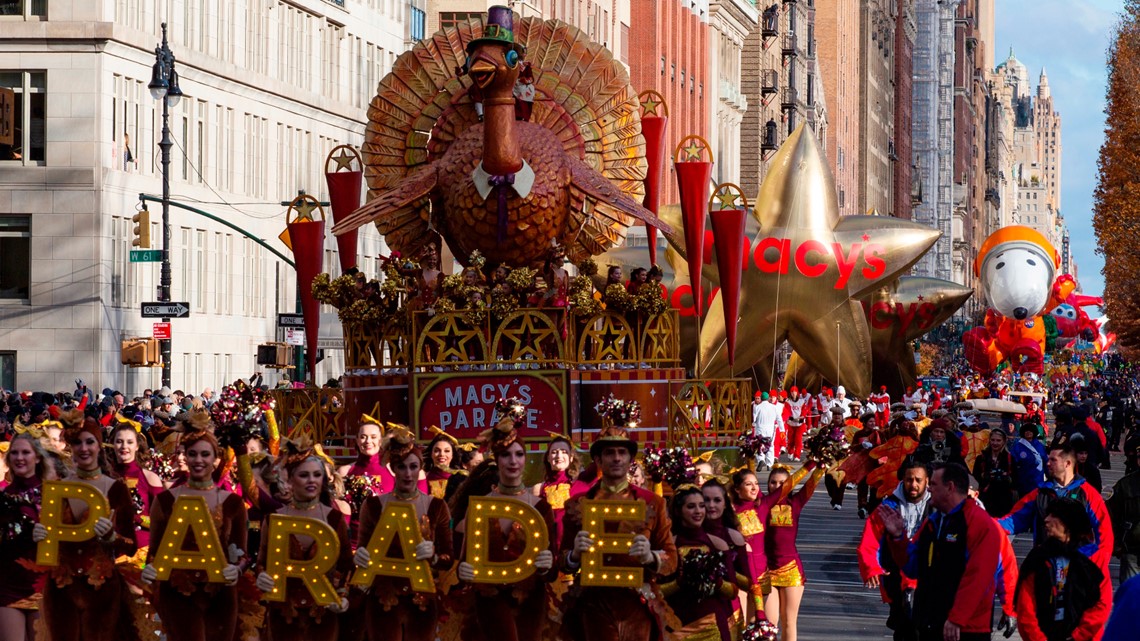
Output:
[[963, 226, 1060, 375]]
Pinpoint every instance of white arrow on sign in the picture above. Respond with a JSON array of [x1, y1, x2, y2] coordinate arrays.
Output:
[[141, 302, 191, 318]]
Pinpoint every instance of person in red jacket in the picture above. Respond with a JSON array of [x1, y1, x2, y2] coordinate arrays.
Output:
[[882, 462, 1011, 641], [1015, 498, 1111, 641]]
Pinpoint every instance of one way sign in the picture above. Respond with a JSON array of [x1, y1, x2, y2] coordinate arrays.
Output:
[[141, 302, 191, 318]]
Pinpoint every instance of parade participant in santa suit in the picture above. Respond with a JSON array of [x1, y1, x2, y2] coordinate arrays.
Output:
[[561, 422, 678, 641], [109, 420, 165, 549], [998, 441, 1115, 581], [661, 484, 740, 640], [752, 392, 783, 470], [256, 449, 354, 641], [354, 426, 453, 641], [784, 387, 809, 461], [35, 412, 138, 641], [0, 433, 49, 641], [869, 386, 891, 428], [423, 425, 458, 500], [764, 462, 826, 641], [140, 430, 247, 641], [858, 460, 931, 641], [532, 432, 584, 547], [454, 399, 558, 641]]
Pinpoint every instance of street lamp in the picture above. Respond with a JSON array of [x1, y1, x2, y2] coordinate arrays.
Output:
[[147, 23, 181, 388]]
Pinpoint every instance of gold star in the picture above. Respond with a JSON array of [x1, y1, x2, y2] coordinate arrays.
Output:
[[294, 198, 318, 221], [642, 96, 660, 116], [681, 140, 704, 162], [715, 188, 740, 210], [331, 149, 356, 171]]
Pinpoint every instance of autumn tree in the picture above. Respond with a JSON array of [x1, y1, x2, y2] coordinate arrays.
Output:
[[1093, 1, 1140, 357]]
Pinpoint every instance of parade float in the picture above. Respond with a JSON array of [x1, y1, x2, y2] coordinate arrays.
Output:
[[269, 8, 959, 454]]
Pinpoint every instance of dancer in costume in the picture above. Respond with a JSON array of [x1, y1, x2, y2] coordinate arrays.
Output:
[[561, 423, 678, 641], [354, 426, 453, 641], [454, 398, 558, 641], [0, 433, 49, 641], [663, 485, 739, 640], [109, 420, 165, 549], [140, 430, 247, 641], [423, 426, 458, 500], [35, 412, 138, 641], [731, 468, 771, 618], [764, 463, 825, 641], [702, 478, 752, 635], [338, 417, 428, 546], [784, 387, 808, 461], [532, 432, 583, 547], [256, 449, 354, 641]]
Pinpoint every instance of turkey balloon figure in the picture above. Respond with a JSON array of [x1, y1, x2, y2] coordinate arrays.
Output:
[[963, 226, 1060, 375], [332, 6, 672, 267]]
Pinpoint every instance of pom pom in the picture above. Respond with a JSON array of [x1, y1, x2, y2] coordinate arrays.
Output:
[[678, 548, 726, 599], [641, 445, 696, 489], [594, 394, 641, 427], [804, 422, 850, 466], [742, 619, 779, 641], [737, 431, 772, 462]]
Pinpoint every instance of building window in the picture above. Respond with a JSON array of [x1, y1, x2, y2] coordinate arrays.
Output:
[[439, 11, 483, 30], [0, 0, 46, 18], [409, 5, 426, 41], [0, 216, 30, 300], [0, 71, 45, 163]]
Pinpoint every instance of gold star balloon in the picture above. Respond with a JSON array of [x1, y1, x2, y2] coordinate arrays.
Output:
[[697, 125, 940, 397], [784, 276, 973, 395]]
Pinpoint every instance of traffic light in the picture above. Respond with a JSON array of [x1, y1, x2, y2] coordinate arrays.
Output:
[[132, 208, 151, 248]]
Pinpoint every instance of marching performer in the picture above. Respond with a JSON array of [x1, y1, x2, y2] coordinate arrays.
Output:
[[109, 420, 165, 549], [784, 387, 809, 461], [1, 433, 49, 641], [424, 426, 458, 500], [869, 386, 891, 428]]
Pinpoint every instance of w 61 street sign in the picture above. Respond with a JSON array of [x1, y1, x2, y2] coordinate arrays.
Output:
[[141, 302, 190, 318], [130, 250, 162, 262]]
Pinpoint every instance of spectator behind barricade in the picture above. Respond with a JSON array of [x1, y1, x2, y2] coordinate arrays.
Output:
[[1014, 498, 1111, 641]]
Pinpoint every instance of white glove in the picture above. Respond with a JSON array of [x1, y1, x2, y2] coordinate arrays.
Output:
[[93, 517, 114, 540], [227, 543, 244, 564], [32, 523, 48, 542], [534, 549, 553, 571], [256, 571, 276, 593], [628, 535, 655, 565], [570, 530, 595, 563], [457, 561, 475, 582], [140, 564, 159, 586], [222, 564, 241, 586], [862, 441, 873, 450], [354, 546, 372, 569], [327, 597, 349, 613], [414, 539, 435, 561]]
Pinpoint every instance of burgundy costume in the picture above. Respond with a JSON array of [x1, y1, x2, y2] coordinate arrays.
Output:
[[0, 475, 44, 608], [665, 525, 737, 639], [114, 459, 164, 548]]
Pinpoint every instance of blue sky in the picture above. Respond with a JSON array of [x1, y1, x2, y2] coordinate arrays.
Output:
[[994, 0, 1123, 297]]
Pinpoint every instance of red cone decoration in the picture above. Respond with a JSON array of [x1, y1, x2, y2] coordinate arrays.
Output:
[[674, 135, 714, 316], [324, 145, 362, 274], [287, 196, 326, 381], [639, 91, 669, 267], [710, 186, 748, 367]]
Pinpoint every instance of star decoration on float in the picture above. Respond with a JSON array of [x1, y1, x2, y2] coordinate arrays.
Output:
[[680, 139, 707, 162], [714, 187, 742, 210], [294, 198, 319, 221], [697, 125, 940, 396], [331, 149, 357, 171], [641, 96, 661, 115]]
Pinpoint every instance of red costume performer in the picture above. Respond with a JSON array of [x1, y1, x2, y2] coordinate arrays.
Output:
[[424, 426, 459, 500], [561, 423, 679, 641], [1, 433, 46, 641], [257, 451, 354, 641], [783, 388, 808, 460], [145, 431, 248, 641], [42, 415, 139, 641], [109, 421, 165, 549], [355, 427, 453, 641], [869, 387, 891, 427], [453, 399, 559, 641]]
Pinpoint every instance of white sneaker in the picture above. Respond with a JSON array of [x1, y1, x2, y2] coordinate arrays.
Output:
[[831, 503, 842, 511]]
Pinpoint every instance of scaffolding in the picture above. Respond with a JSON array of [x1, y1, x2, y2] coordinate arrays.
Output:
[[910, 0, 958, 282]]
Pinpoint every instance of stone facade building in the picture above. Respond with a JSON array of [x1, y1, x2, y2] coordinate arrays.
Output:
[[815, 0, 860, 215]]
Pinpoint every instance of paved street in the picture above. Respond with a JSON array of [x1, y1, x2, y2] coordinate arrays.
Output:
[[793, 452, 1127, 640]]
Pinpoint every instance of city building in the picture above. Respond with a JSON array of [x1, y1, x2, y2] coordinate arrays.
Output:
[[739, 0, 826, 200], [910, 0, 958, 281], [950, 0, 990, 297], [858, 0, 896, 217], [0, 0, 411, 393], [709, 0, 758, 187], [893, 0, 917, 220], [814, 0, 860, 215]]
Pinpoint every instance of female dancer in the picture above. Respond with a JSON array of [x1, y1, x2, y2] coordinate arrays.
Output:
[[454, 402, 558, 641], [354, 426, 452, 641], [424, 426, 458, 500], [0, 433, 49, 641], [35, 412, 138, 641], [257, 449, 353, 641], [109, 421, 165, 548], [702, 478, 751, 630], [764, 463, 825, 641], [662, 485, 738, 639], [731, 469, 771, 618], [140, 430, 247, 641], [531, 433, 580, 546]]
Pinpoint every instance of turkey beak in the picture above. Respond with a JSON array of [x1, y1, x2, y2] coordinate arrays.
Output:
[[469, 59, 497, 89]]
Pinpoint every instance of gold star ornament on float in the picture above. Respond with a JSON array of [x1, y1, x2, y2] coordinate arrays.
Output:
[[698, 125, 940, 397]]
